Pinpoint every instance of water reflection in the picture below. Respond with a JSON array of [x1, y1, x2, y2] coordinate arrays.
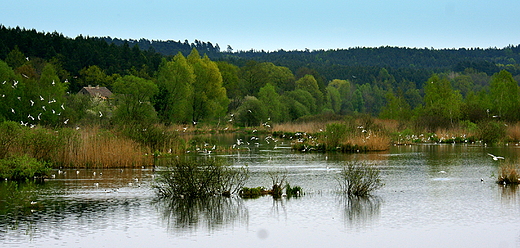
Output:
[[338, 194, 381, 228], [155, 196, 248, 234], [499, 184, 519, 205]]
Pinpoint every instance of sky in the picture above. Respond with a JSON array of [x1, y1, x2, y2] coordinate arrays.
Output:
[[3, 0, 520, 52]]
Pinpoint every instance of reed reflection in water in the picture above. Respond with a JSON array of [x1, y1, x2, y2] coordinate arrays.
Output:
[[154, 196, 249, 234], [338, 194, 381, 229]]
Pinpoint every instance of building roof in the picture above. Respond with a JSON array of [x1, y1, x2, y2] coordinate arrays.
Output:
[[78, 85, 113, 99]]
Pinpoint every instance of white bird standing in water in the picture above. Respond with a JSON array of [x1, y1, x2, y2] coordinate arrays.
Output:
[[488, 153, 504, 161]]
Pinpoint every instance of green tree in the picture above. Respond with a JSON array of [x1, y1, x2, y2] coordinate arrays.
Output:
[[77, 65, 111, 92], [489, 70, 520, 121], [328, 79, 352, 114], [216, 61, 240, 100], [112, 75, 158, 125], [379, 91, 411, 120], [187, 49, 229, 124], [295, 75, 324, 114], [239, 62, 295, 96], [325, 85, 341, 114], [235, 96, 267, 127], [155, 53, 194, 124], [4, 46, 26, 69], [422, 74, 462, 129], [258, 83, 283, 123], [0, 60, 20, 122], [282, 89, 315, 120]]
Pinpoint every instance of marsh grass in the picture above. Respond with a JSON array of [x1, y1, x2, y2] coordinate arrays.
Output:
[[507, 123, 520, 141], [497, 163, 520, 185], [53, 127, 152, 168]]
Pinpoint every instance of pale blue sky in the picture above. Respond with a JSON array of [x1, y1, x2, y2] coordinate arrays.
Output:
[[3, 0, 520, 51]]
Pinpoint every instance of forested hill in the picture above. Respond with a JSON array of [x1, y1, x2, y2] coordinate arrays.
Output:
[[104, 35, 520, 75], [102, 37, 222, 58]]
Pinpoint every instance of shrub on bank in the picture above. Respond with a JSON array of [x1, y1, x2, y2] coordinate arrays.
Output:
[[0, 155, 50, 180]]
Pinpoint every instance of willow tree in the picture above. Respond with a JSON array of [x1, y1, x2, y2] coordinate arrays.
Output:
[[490, 70, 520, 121], [187, 49, 229, 124], [155, 53, 194, 124]]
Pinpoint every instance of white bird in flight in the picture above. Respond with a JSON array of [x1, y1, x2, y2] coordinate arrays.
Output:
[[488, 153, 504, 161]]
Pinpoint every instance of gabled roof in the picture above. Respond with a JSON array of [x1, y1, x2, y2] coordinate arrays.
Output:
[[78, 85, 113, 99]]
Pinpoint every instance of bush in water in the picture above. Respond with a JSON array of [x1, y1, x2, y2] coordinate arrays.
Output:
[[336, 161, 384, 196], [154, 158, 249, 199]]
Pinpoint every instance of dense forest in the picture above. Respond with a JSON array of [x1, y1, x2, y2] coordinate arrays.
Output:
[[2, 25, 520, 132]]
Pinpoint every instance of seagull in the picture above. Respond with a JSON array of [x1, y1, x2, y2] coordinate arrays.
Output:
[[11, 108, 15, 114], [488, 153, 504, 161], [60, 103, 65, 110], [28, 114, 34, 120], [30, 100, 34, 106], [37, 113, 41, 120], [64, 119, 69, 124], [40, 95, 44, 101], [99, 111, 103, 117], [52, 80, 55, 85]]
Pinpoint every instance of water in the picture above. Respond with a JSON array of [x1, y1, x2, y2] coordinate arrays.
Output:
[[2, 141, 520, 248]]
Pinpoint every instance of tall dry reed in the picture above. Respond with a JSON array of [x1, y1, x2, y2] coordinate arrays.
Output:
[[56, 127, 153, 168], [507, 123, 520, 141]]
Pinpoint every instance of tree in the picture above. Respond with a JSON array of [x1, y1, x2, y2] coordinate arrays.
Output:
[[282, 89, 315, 120], [187, 49, 229, 124], [238, 62, 295, 96], [112, 75, 158, 125], [155, 53, 194, 124], [0, 60, 21, 122], [77, 65, 111, 92], [328, 79, 353, 114], [325, 86, 341, 114], [295, 74, 324, 114], [235, 96, 267, 127], [379, 91, 411, 120], [422, 74, 463, 129], [216, 61, 240, 101], [258, 83, 283, 122], [489, 70, 520, 121], [5, 46, 26, 69]]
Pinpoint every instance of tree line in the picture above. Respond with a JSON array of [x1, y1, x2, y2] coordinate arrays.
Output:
[[2, 25, 520, 131]]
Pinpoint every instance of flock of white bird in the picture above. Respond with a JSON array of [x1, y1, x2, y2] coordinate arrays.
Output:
[[2, 79, 70, 128]]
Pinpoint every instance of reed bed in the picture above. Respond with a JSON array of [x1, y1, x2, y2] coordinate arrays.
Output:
[[506, 123, 520, 141], [56, 127, 153, 168], [348, 132, 391, 151], [272, 121, 337, 134]]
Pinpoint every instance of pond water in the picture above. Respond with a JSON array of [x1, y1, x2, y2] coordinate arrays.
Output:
[[2, 136, 520, 248]]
